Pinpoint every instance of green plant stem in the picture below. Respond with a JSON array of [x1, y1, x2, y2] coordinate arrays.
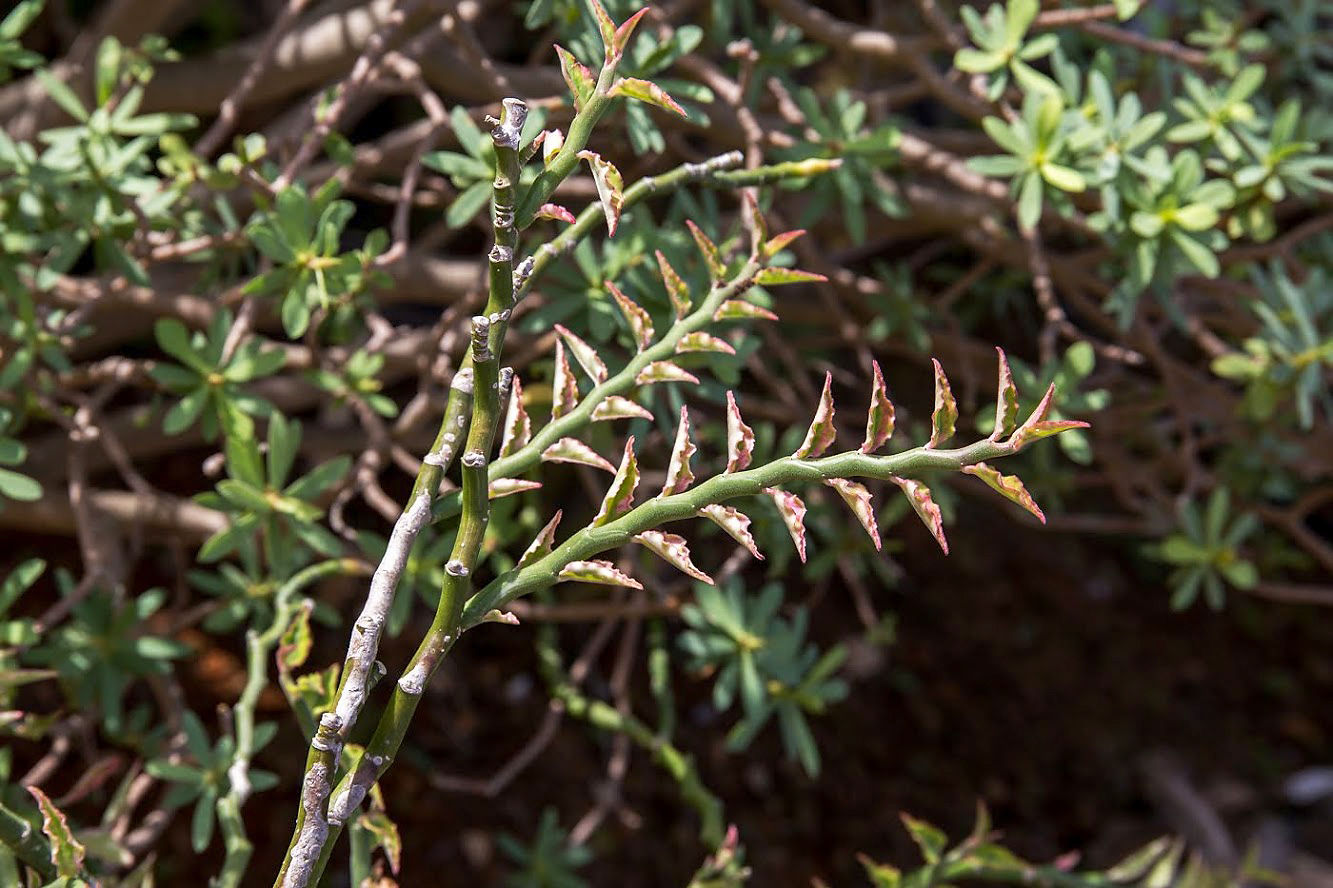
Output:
[[0, 799, 56, 882], [463, 437, 1026, 627]]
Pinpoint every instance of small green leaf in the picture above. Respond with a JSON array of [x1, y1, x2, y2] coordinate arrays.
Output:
[[554, 45, 595, 111], [927, 359, 957, 448], [28, 786, 86, 877], [610, 77, 686, 116]]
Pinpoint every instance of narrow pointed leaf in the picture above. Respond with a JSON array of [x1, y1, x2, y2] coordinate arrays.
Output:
[[554, 45, 594, 111], [763, 229, 806, 259], [560, 560, 642, 589], [861, 359, 895, 453], [636, 361, 699, 385], [554, 324, 608, 383], [755, 267, 826, 286], [686, 220, 726, 280], [892, 476, 948, 554], [551, 339, 580, 419], [661, 405, 696, 496], [541, 438, 616, 472], [578, 150, 624, 236], [1013, 418, 1091, 448], [610, 77, 686, 116], [537, 203, 577, 224], [676, 332, 735, 355], [28, 786, 85, 877], [607, 281, 654, 350], [613, 8, 650, 54], [824, 479, 881, 550], [500, 375, 531, 457], [656, 250, 692, 319], [794, 371, 836, 458], [519, 511, 562, 568], [634, 530, 713, 583], [489, 478, 543, 500], [725, 391, 754, 473], [764, 487, 808, 562], [593, 438, 639, 526], [714, 299, 778, 322], [927, 359, 957, 449], [743, 191, 768, 254], [698, 505, 764, 560], [592, 396, 653, 421], [962, 463, 1046, 523], [992, 347, 1019, 440], [587, 0, 617, 62]]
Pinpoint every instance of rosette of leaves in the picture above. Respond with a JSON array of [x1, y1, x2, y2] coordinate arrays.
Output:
[[1152, 487, 1260, 610], [970, 91, 1087, 230], [954, 0, 1061, 99], [497, 807, 591, 888]]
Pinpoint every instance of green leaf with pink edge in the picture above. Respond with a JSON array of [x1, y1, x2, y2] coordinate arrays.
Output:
[[586, 0, 618, 63], [697, 505, 764, 560], [743, 192, 768, 255], [656, 250, 692, 319], [686, 219, 726, 280], [755, 267, 826, 286], [675, 332, 735, 355], [592, 396, 653, 422], [551, 339, 580, 420], [541, 438, 616, 473], [661, 405, 696, 496], [500, 375, 530, 457], [962, 463, 1046, 523], [794, 371, 836, 458], [725, 391, 754, 473], [634, 530, 713, 583], [713, 299, 778, 322], [764, 487, 808, 562], [763, 229, 806, 260], [636, 361, 699, 385], [607, 281, 654, 350], [992, 348, 1020, 440], [861, 359, 895, 453], [488, 478, 543, 500], [277, 601, 314, 671], [892, 476, 948, 554], [593, 438, 639, 526], [559, 560, 642, 589], [610, 77, 686, 116], [578, 150, 625, 236], [537, 203, 577, 224], [555, 324, 608, 383], [824, 478, 881, 550], [519, 511, 563, 568], [1008, 383, 1091, 450], [554, 45, 594, 111], [28, 786, 85, 877], [927, 359, 957, 449], [613, 8, 650, 55]]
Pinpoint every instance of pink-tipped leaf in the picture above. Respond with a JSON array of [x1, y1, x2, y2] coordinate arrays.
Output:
[[500, 375, 530, 457], [28, 786, 85, 878], [551, 339, 580, 419], [962, 463, 1046, 523], [1008, 383, 1090, 450], [519, 510, 563, 568], [592, 438, 639, 526], [636, 360, 699, 385], [993, 347, 1020, 440], [763, 229, 806, 259], [555, 324, 608, 383], [607, 281, 654, 351], [892, 476, 948, 554], [661, 405, 696, 496], [610, 77, 686, 116], [634, 530, 713, 583], [488, 478, 542, 500], [927, 358, 957, 449], [764, 487, 808, 562], [824, 478, 881, 550], [686, 219, 726, 280], [656, 250, 692, 319], [676, 332, 736, 355], [713, 299, 778, 322], [725, 391, 754, 473], [697, 504, 764, 560], [536, 203, 577, 224], [554, 45, 594, 111], [578, 150, 624, 237], [794, 371, 836, 458], [592, 396, 653, 422], [861, 359, 895, 453], [755, 267, 826, 286], [541, 438, 616, 473], [560, 560, 642, 589]]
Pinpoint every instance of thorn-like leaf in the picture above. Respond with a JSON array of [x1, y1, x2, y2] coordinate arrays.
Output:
[[613, 8, 650, 54], [489, 478, 542, 500], [587, 0, 618, 63], [713, 299, 778, 322], [554, 45, 594, 111], [675, 332, 736, 355], [824, 478, 881, 550], [592, 396, 653, 422], [861, 359, 895, 453], [607, 281, 654, 351], [697, 504, 764, 560], [593, 438, 639, 526], [578, 150, 625, 236], [555, 324, 608, 383], [927, 359, 957, 449], [610, 77, 686, 116], [764, 487, 808, 562], [763, 229, 806, 259], [794, 371, 836, 458], [755, 267, 826, 286], [551, 339, 580, 420], [541, 438, 616, 473], [963, 463, 1046, 523], [686, 219, 726, 280], [519, 510, 563, 568], [536, 203, 577, 224], [725, 391, 754, 473], [993, 347, 1019, 440], [656, 250, 692, 319], [500, 375, 531, 457], [892, 476, 948, 554], [661, 405, 696, 496], [28, 786, 85, 878], [560, 560, 642, 589], [636, 360, 700, 385], [1008, 383, 1091, 449], [743, 192, 768, 256], [634, 530, 713, 583]]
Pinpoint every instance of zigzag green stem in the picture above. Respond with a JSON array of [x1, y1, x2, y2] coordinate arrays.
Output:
[[462, 438, 1024, 627]]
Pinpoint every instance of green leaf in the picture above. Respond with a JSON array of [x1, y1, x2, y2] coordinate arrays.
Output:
[[446, 180, 491, 229], [900, 812, 947, 864], [554, 45, 595, 112], [1040, 162, 1086, 192], [954, 48, 1005, 74], [610, 77, 685, 116], [34, 68, 88, 122], [0, 466, 41, 501], [28, 786, 86, 878]]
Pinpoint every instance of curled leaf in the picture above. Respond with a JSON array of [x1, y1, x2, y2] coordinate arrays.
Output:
[[993, 347, 1019, 440], [927, 359, 957, 449], [794, 371, 836, 459], [725, 391, 754, 473], [551, 339, 580, 419], [824, 478, 881, 550], [587, 0, 618, 62], [861, 359, 895, 453], [611, 77, 686, 116], [519, 511, 563, 568], [661, 405, 696, 496], [536, 203, 577, 224], [676, 332, 736, 355], [578, 150, 625, 236], [592, 438, 639, 526], [1008, 383, 1091, 450], [962, 463, 1046, 523], [592, 396, 653, 422], [634, 530, 713, 583], [28, 786, 85, 878], [560, 560, 642, 589], [607, 281, 654, 351], [489, 478, 542, 500], [636, 361, 700, 385], [892, 476, 948, 554], [656, 250, 692, 319], [500, 375, 531, 457], [686, 219, 726, 280], [613, 8, 650, 55], [764, 487, 808, 562], [541, 438, 616, 473], [713, 299, 778, 322], [697, 504, 764, 560], [555, 324, 608, 383], [554, 45, 594, 111]]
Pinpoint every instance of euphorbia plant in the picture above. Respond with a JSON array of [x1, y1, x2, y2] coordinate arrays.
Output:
[[271, 3, 1087, 885]]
